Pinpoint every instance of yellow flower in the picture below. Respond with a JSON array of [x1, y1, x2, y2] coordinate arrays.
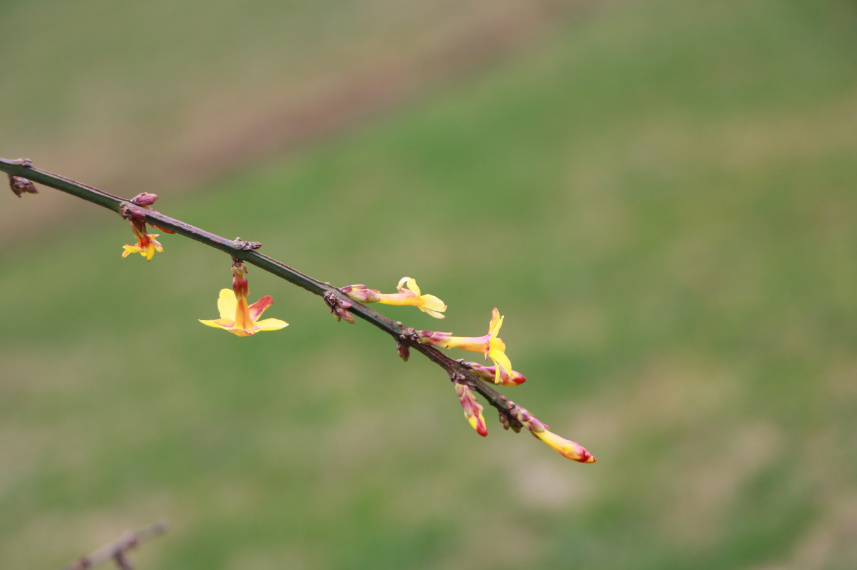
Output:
[[343, 277, 447, 318], [122, 219, 163, 261], [199, 261, 288, 337], [418, 308, 511, 383], [199, 289, 289, 337]]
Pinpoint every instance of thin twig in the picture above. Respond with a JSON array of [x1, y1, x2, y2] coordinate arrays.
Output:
[[62, 521, 168, 570], [0, 159, 518, 426]]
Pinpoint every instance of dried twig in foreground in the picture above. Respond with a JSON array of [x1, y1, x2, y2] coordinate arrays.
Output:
[[62, 520, 168, 570]]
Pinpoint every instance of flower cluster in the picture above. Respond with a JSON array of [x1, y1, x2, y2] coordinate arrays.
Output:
[[111, 193, 593, 463], [342, 276, 595, 463]]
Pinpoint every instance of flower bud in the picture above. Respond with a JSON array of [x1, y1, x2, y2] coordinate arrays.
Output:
[[534, 430, 596, 463], [417, 330, 452, 346], [131, 192, 159, 206], [8, 175, 38, 198], [342, 285, 382, 303], [454, 379, 487, 437], [463, 361, 526, 387], [397, 341, 410, 362], [507, 402, 595, 463]]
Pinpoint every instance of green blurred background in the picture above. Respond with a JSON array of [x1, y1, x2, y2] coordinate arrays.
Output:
[[3, 0, 857, 568]]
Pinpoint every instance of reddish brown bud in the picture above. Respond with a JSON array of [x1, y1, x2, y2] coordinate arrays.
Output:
[[397, 341, 410, 362], [8, 175, 38, 198], [324, 291, 355, 324], [131, 192, 159, 206], [499, 409, 523, 433]]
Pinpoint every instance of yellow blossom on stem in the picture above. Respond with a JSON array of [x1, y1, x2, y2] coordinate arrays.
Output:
[[199, 260, 288, 337], [454, 378, 487, 437], [343, 277, 447, 318], [418, 308, 511, 383], [122, 216, 163, 261]]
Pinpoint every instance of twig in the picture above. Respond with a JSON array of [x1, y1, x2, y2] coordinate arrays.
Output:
[[62, 521, 168, 570], [0, 159, 532, 433]]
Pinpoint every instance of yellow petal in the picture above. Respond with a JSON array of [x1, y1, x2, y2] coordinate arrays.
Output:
[[397, 276, 411, 292], [488, 308, 503, 336], [490, 350, 512, 379], [419, 294, 446, 314], [406, 278, 421, 297], [254, 318, 289, 331], [199, 318, 234, 330], [216, 289, 238, 320], [421, 308, 446, 319]]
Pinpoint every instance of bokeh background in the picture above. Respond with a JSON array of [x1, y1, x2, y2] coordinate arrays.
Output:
[[2, 0, 857, 568]]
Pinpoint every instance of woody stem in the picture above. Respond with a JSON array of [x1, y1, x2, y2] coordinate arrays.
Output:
[[1, 158, 516, 421]]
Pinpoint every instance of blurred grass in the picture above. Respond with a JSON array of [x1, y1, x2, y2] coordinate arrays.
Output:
[[3, 0, 857, 568]]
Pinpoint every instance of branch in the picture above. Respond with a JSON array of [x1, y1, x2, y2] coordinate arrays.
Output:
[[2, 157, 594, 462], [62, 521, 168, 570]]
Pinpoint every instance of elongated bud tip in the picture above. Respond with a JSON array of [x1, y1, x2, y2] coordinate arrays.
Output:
[[501, 371, 526, 386], [536, 430, 596, 463], [469, 413, 488, 437]]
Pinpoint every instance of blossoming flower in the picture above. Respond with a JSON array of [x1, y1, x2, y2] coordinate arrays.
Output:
[[122, 216, 163, 261], [418, 308, 511, 383], [199, 261, 288, 337], [343, 277, 447, 318], [454, 379, 487, 437]]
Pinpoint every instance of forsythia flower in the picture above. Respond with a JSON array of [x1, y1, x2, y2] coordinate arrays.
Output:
[[418, 308, 511, 383], [122, 216, 163, 261], [510, 404, 596, 463], [454, 379, 487, 437], [199, 261, 288, 337], [343, 277, 447, 318]]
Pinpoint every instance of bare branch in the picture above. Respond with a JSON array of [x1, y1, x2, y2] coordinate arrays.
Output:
[[62, 521, 168, 570], [0, 157, 594, 462]]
